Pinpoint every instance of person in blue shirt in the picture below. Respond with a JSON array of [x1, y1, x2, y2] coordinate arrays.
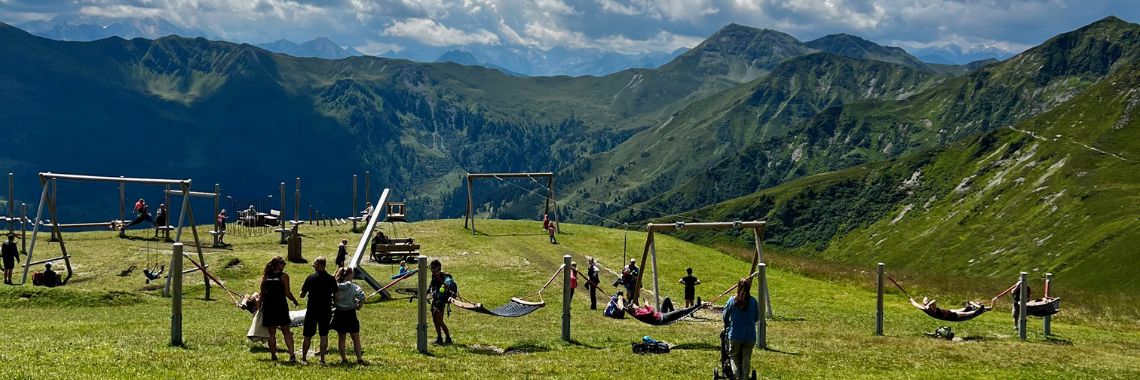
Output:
[[723, 278, 759, 380]]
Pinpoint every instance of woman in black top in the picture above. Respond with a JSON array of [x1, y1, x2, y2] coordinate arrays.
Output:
[[335, 239, 348, 267], [260, 256, 300, 362]]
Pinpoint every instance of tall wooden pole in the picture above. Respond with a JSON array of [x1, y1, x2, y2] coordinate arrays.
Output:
[[1018, 272, 1028, 340], [7, 173, 13, 228], [294, 177, 300, 223], [753, 227, 772, 317], [876, 263, 885, 336], [364, 171, 370, 207], [1044, 273, 1053, 335], [549, 176, 560, 233], [21, 180, 49, 284], [466, 176, 475, 235], [562, 255, 572, 341], [170, 242, 184, 346], [279, 182, 285, 218], [119, 176, 125, 222], [757, 263, 768, 349], [416, 255, 428, 354]]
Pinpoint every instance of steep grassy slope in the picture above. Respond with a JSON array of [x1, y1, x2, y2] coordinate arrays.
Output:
[[682, 56, 1140, 294], [1, 220, 1137, 378], [629, 16, 1140, 219]]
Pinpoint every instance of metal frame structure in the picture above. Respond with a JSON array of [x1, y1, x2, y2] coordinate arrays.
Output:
[[21, 172, 210, 300], [463, 172, 559, 236]]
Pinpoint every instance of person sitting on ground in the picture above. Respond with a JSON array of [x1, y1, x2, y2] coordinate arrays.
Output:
[[604, 291, 626, 319], [2, 233, 20, 285], [679, 267, 702, 308], [332, 267, 367, 364], [125, 198, 152, 228], [41, 263, 60, 287]]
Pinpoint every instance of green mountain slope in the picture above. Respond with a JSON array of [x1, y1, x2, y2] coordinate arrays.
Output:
[[629, 16, 1140, 220], [685, 57, 1140, 293], [805, 33, 931, 71]]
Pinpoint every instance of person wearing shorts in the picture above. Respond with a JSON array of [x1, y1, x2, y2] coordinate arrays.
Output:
[[332, 267, 366, 364], [299, 256, 337, 363]]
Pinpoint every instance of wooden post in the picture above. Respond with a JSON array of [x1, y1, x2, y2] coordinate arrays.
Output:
[[119, 176, 125, 222], [650, 234, 660, 309], [170, 242, 184, 346], [1018, 272, 1028, 340], [352, 175, 358, 232], [20, 203, 27, 254], [466, 176, 475, 235], [632, 230, 654, 306], [50, 178, 58, 241], [164, 185, 171, 214], [294, 177, 300, 223], [7, 172, 12, 231], [183, 189, 210, 301], [548, 177, 560, 233], [753, 226, 772, 317], [876, 263, 884, 336], [44, 179, 72, 284], [562, 255, 572, 342], [20, 181, 49, 284], [416, 255, 428, 354], [214, 184, 220, 221], [1044, 273, 1053, 336], [757, 263, 768, 349]]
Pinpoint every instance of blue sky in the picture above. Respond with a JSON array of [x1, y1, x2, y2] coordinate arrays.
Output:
[[1, 0, 1137, 56]]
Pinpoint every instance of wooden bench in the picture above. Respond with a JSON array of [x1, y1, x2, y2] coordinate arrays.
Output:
[[370, 242, 420, 263], [264, 210, 281, 226], [155, 225, 174, 242]]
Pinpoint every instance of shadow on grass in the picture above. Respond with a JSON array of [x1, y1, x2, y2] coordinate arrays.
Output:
[[1044, 335, 1073, 345], [770, 315, 806, 322], [761, 346, 802, 356], [458, 342, 552, 356], [671, 342, 719, 351], [565, 339, 604, 349]]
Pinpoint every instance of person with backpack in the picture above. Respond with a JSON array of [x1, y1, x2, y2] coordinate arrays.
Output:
[[2, 233, 19, 285], [679, 268, 702, 308], [299, 256, 337, 364], [429, 259, 455, 345], [332, 267, 366, 364], [723, 278, 759, 380], [260, 256, 299, 362]]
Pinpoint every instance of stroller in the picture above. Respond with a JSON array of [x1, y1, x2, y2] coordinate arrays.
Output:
[[713, 328, 757, 380]]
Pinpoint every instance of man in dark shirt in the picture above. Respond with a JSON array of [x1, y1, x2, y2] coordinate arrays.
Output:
[[3, 233, 20, 284], [299, 256, 338, 363], [586, 257, 601, 310], [678, 268, 702, 308], [335, 240, 349, 268]]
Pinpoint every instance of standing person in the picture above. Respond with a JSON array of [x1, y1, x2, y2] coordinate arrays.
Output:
[[299, 256, 337, 364], [723, 278, 759, 380], [332, 267, 366, 364], [429, 259, 455, 345], [335, 239, 349, 268], [569, 262, 578, 301], [547, 223, 557, 244], [1012, 281, 1031, 330], [3, 233, 20, 284], [260, 256, 300, 362], [215, 209, 227, 245], [361, 202, 373, 218], [586, 257, 601, 310], [679, 268, 702, 308], [623, 259, 640, 296]]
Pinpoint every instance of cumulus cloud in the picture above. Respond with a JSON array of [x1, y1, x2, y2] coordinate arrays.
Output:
[[383, 17, 500, 46], [595, 30, 703, 54]]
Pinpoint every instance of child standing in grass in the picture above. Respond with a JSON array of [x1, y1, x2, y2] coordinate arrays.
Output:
[[260, 256, 299, 362], [332, 267, 366, 364]]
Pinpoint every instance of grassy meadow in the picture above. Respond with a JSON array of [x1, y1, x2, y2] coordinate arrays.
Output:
[[0, 219, 1137, 379]]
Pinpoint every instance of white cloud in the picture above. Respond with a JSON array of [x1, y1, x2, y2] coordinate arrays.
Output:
[[383, 17, 500, 46], [523, 21, 593, 49], [355, 39, 405, 55], [887, 34, 1032, 55], [535, 0, 576, 15], [595, 30, 702, 54], [596, 0, 639, 16]]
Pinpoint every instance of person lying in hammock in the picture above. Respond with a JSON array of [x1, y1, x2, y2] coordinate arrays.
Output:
[[909, 297, 989, 321], [627, 297, 703, 325]]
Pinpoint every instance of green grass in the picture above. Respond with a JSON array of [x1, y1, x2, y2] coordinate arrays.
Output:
[[1, 220, 1138, 378]]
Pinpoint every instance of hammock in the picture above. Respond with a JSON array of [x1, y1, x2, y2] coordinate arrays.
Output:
[[450, 297, 545, 317], [246, 309, 306, 342], [626, 298, 704, 326], [910, 298, 990, 322], [449, 265, 562, 318]]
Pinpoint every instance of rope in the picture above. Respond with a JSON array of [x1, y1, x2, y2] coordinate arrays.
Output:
[[520, 173, 712, 223], [365, 269, 419, 300], [532, 265, 565, 300], [885, 273, 913, 300], [489, 174, 628, 227], [573, 268, 612, 298], [989, 281, 1022, 307], [179, 253, 242, 305], [706, 271, 760, 305]]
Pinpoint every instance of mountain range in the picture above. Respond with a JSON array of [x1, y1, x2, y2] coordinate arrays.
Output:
[[1, 17, 1136, 293]]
